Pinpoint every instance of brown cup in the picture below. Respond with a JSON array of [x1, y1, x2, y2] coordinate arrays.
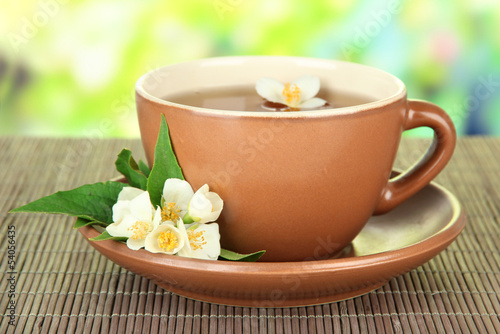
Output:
[[136, 56, 456, 262]]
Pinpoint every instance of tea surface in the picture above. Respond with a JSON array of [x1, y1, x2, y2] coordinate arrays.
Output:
[[165, 86, 375, 111]]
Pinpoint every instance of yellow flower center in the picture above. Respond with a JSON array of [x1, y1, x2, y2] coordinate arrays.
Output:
[[282, 83, 301, 107], [162, 202, 181, 222], [128, 220, 150, 240], [188, 229, 207, 251], [157, 231, 179, 252]]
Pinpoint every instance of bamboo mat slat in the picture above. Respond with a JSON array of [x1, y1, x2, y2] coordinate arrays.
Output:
[[1, 136, 500, 334]]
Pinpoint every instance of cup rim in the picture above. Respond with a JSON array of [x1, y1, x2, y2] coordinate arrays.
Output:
[[135, 55, 407, 118]]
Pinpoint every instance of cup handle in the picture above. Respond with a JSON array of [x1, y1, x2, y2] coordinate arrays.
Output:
[[373, 100, 456, 215]]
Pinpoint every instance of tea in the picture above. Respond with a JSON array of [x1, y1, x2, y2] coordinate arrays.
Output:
[[165, 86, 375, 111]]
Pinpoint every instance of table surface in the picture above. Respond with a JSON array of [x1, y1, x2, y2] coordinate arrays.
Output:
[[1, 136, 499, 334]]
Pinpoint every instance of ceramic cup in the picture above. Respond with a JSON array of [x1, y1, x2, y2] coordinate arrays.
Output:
[[136, 56, 456, 262]]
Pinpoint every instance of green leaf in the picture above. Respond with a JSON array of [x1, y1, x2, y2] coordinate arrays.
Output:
[[219, 248, 266, 262], [89, 230, 128, 242], [115, 149, 148, 190], [147, 114, 184, 207], [10, 181, 127, 225], [138, 160, 151, 178], [73, 217, 107, 229]]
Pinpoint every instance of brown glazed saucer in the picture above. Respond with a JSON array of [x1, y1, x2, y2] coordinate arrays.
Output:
[[79, 178, 465, 307]]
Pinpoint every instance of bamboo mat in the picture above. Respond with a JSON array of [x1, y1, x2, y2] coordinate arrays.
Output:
[[1, 136, 499, 333]]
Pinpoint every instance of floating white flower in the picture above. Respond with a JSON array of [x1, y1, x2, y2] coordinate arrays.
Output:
[[255, 75, 327, 110], [162, 178, 223, 225], [178, 222, 221, 260], [107, 188, 161, 250], [144, 222, 185, 254]]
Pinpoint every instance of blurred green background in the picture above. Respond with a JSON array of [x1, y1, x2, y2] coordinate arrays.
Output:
[[1, 0, 499, 137]]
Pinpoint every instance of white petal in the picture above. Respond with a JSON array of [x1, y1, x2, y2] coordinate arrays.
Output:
[[117, 187, 145, 202], [129, 191, 154, 221], [112, 200, 132, 223], [200, 192, 223, 223], [151, 207, 162, 230], [106, 215, 136, 238], [144, 224, 184, 254], [292, 75, 321, 101], [255, 77, 285, 104], [188, 185, 223, 224], [106, 222, 124, 237], [127, 238, 146, 250], [177, 219, 192, 253], [159, 220, 176, 227], [178, 223, 220, 260], [163, 178, 194, 212], [113, 187, 146, 223], [299, 97, 327, 109], [188, 193, 212, 222], [196, 223, 221, 259]]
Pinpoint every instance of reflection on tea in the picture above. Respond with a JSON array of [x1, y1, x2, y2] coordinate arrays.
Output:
[[165, 86, 376, 111]]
